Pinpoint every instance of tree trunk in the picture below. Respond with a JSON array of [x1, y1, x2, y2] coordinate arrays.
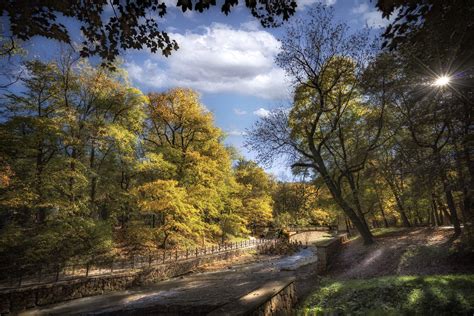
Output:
[[347, 174, 372, 234], [434, 147, 462, 235], [310, 151, 374, 244], [387, 180, 411, 227], [35, 144, 45, 223], [429, 207, 435, 227], [345, 216, 350, 232], [431, 195, 442, 226], [69, 147, 77, 203], [376, 191, 389, 228], [90, 144, 98, 219], [443, 183, 462, 236], [380, 206, 389, 228]]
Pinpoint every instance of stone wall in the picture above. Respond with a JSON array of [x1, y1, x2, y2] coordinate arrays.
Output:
[[315, 234, 348, 273], [251, 281, 296, 316], [0, 249, 247, 314], [208, 277, 296, 316]]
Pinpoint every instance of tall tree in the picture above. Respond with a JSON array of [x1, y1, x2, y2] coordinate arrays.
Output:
[[376, 0, 474, 241], [234, 159, 274, 234], [247, 5, 383, 244]]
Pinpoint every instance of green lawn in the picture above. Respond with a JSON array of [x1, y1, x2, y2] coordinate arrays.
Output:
[[300, 275, 474, 315]]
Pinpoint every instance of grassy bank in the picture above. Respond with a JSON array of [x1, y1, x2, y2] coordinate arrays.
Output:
[[300, 275, 474, 315]]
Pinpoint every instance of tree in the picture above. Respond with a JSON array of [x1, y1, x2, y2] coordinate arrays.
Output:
[[0, 0, 297, 67], [272, 181, 336, 227], [376, 0, 474, 54], [143, 88, 248, 245], [0, 57, 147, 266], [376, 0, 474, 241], [0, 60, 64, 224], [247, 5, 383, 244], [234, 159, 274, 234], [134, 179, 201, 248]]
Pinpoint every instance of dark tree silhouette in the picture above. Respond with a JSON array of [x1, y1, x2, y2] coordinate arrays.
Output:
[[0, 0, 297, 67]]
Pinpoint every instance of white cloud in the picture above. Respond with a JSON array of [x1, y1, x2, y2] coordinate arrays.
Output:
[[253, 108, 270, 118], [226, 129, 248, 136], [126, 23, 289, 100], [352, 3, 390, 28], [240, 20, 260, 31], [233, 108, 247, 115], [297, 0, 336, 10], [352, 3, 368, 14]]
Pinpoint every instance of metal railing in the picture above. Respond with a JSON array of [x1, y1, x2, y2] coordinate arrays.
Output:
[[0, 238, 276, 290]]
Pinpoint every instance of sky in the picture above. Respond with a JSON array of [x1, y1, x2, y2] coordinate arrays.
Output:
[[11, 0, 391, 180]]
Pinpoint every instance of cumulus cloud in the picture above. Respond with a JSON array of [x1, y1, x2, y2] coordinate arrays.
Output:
[[126, 23, 289, 100], [352, 3, 390, 28], [233, 108, 247, 115], [253, 108, 270, 118]]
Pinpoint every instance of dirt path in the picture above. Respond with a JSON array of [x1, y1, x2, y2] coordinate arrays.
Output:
[[327, 227, 474, 280]]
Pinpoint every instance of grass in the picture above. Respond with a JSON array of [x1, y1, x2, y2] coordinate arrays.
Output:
[[299, 275, 474, 315]]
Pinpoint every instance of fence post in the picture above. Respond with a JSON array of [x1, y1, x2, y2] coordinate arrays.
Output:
[[195, 248, 198, 257], [175, 249, 178, 261], [86, 263, 90, 277], [55, 266, 60, 282], [186, 249, 189, 259], [149, 255, 152, 267], [111, 261, 114, 273], [18, 272, 22, 287]]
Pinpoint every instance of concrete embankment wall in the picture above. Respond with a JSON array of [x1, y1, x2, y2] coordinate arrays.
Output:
[[209, 234, 348, 316], [0, 249, 248, 314], [315, 234, 348, 273], [209, 278, 297, 316]]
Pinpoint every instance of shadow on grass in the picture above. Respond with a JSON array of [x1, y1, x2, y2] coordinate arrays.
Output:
[[299, 275, 474, 315]]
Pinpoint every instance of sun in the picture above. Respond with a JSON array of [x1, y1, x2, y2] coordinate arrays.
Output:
[[433, 75, 451, 86]]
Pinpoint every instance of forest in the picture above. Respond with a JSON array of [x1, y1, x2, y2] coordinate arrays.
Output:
[[0, 57, 337, 269], [0, 0, 472, 287]]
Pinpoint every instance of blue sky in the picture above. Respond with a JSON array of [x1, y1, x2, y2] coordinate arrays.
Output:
[[13, 0, 390, 179]]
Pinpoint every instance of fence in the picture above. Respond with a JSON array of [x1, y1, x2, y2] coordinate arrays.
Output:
[[0, 238, 276, 290]]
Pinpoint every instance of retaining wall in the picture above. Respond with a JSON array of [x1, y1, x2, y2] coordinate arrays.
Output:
[[0, 249, 247, 314], [315, 234, 348, 273], [208, 277, 296, 316]]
